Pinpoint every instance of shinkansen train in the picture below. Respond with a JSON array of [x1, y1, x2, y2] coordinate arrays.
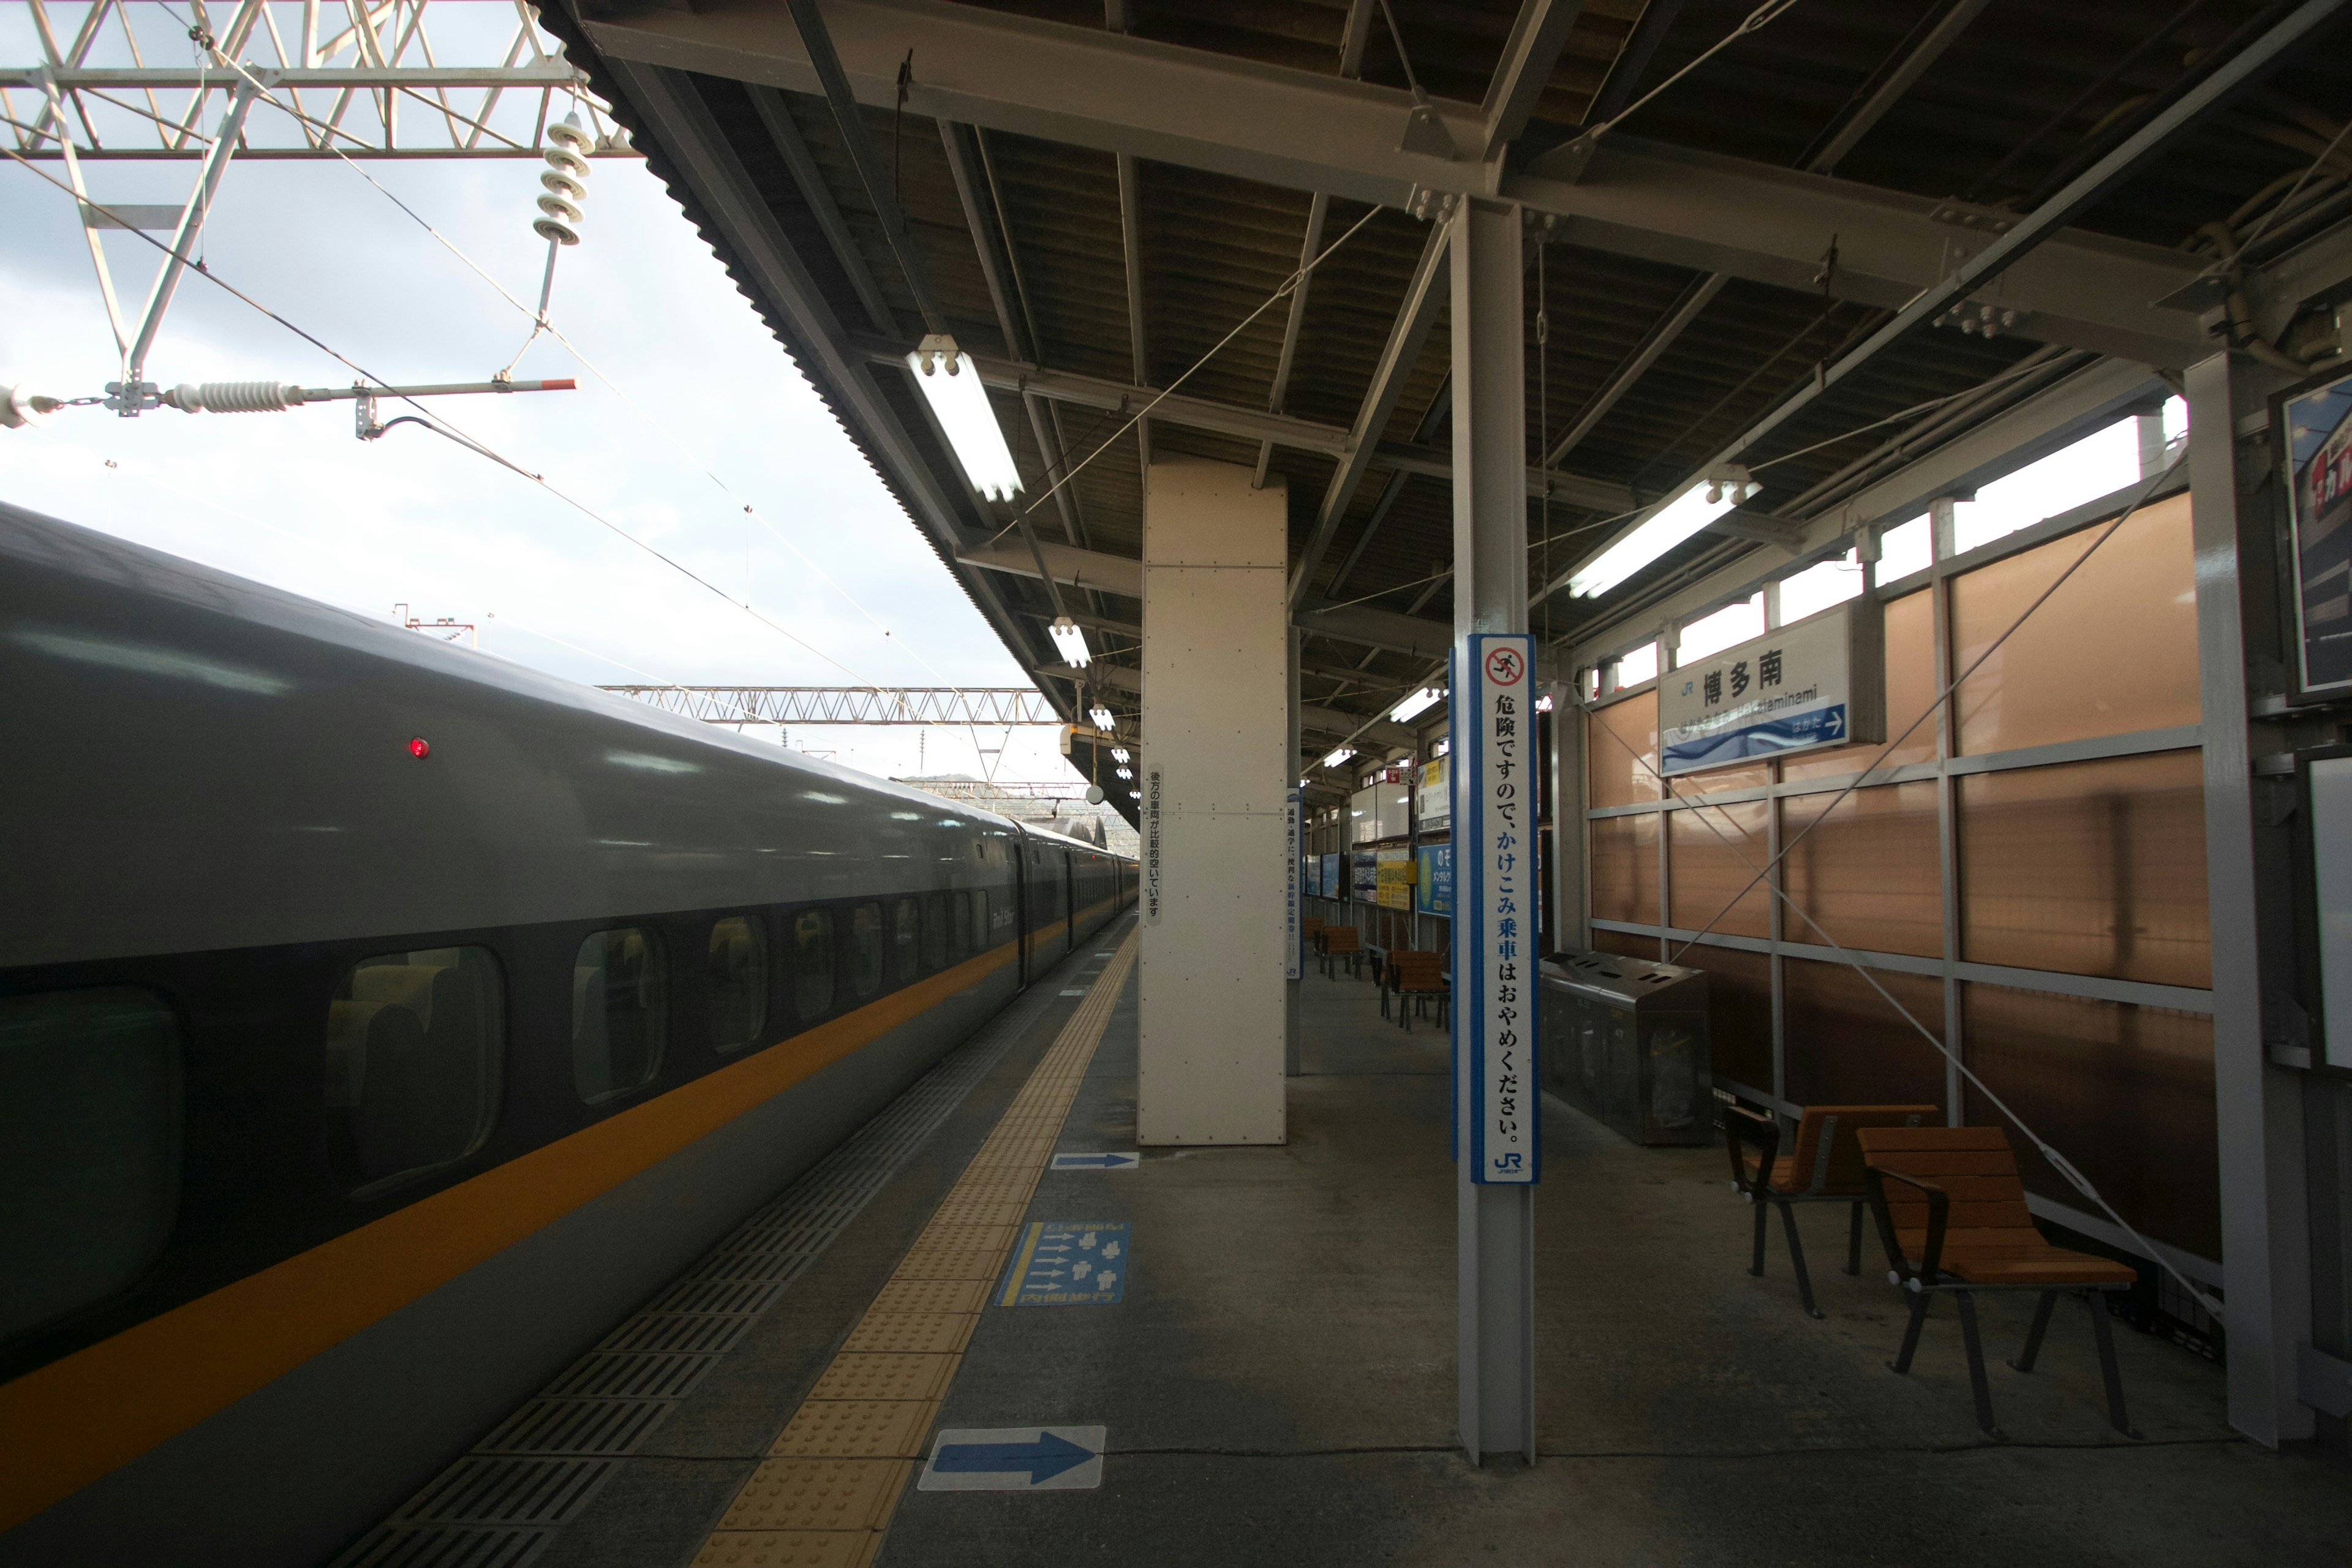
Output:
[[0, 499, 1133, 1565]]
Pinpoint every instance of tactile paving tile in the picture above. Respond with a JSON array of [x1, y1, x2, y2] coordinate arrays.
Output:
[[888, 1248, 1006, 1281], [692, 1531, 878, 1568], [840, 1313, 976, 1354], [867, 1278, 989, 1315], [767, 1399, 937, 1459], [929, 1202, 1029, 1227], [907, 1223, 1014, 1253], [805, 1354, 957, 1403], [715, 1460, 910, 1531]]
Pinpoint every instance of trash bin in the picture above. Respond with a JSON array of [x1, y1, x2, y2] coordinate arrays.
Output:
[[1540, 947, 1711, 1146]]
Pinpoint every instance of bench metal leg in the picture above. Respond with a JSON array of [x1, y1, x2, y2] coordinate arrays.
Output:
[[1777, 1200, 1823, 1318], [2086, 1292, 2143, 1439], [1953, 1289, 2003, 1440], [1749, 1197, 1770, 1277], [1845, 1201, 1865, 1275], [1891, 1291, 1931, 1375], [2008, 1289, 2057, 1373]]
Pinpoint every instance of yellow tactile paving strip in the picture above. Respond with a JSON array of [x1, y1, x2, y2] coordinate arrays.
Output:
[[690, 926, 1137, 1568]]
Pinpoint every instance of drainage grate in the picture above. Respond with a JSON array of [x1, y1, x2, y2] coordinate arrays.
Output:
[[333, 1524, 549, 1568], [396, 1457, 618, 1526], [336, 927, 1126, 1567], [475, 1398, 672, 1457], [543, 1350, 720, 1400]]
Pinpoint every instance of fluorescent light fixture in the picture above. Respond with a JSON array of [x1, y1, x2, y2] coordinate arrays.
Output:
[[1569, 466, 1758, 599], [1115, 766, 1133, 780], [1088, 705, 1115, 731], [1322, 747, 1354, 769], [1110, 747, 1130, 764], [1390, 686, 1442, 723], [1536, 693, 1554, 713], [905, 334, 1022, 502], [1047, 614, 1090, 667], [1128, 788, 1140, 799]]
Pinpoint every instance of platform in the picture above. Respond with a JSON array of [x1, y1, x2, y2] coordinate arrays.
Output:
[[479, 922, 2351, 1567]]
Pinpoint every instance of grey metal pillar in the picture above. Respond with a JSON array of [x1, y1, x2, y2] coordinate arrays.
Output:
[[2187, 349, 2314, 1446], [1449, 195, 1536, 1466], [1287, 624, 1303, 1077]]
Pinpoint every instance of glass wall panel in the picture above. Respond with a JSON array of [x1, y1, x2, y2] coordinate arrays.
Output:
[[1782, 591, 1938, 779], [1587, 692, 1659, 809], [1591, 928, 1659, 961], [1666, 800, 1770, 938], [1958, 750, 2209, 987], [1962, 984, 2218, 1259], [1779, 781, 1942, 957], [1951, 494, 2197, 755], [1676, 940, 1773, 1093], [1679, 759, 1771, 795], [1782, 958, 1947, 1114], [1588, 812, 1659, 927]]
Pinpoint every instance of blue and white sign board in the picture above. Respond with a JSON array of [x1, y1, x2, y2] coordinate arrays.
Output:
[[1284, 786, 1302, 980], [1657, 600, 1885, 776], [1050, 1151, 1139, 1170], [997, 1221, 1129, 1305], [918, 1425, 1105, 1491], [1452, 634, 1538, 1186]]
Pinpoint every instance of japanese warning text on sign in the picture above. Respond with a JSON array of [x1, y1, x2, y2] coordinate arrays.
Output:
[[1454, 634, 1539, 1186], [1656, 600, 1884, 775]]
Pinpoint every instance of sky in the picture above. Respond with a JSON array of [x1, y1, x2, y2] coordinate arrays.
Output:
[[0, 5, 1081, 785]]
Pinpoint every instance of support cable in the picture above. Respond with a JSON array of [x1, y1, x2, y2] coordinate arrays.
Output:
[[1580, 450, 2222, 1318]]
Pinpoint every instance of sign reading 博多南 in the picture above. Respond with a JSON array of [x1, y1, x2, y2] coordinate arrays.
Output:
[[1656, 600, 1884, 776], [1454, 633, 1537, 1187]]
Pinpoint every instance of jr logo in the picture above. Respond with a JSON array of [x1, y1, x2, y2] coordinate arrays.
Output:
[[1493, 1152, 1524, 1173]]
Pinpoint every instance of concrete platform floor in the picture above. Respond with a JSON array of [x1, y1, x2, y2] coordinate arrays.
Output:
[[556, 950, 2352, 1567]]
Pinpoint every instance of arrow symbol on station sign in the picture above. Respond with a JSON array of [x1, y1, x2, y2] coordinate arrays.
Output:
[[932, 1432, 1096, 1483]]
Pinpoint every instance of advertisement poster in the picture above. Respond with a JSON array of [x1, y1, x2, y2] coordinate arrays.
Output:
[[1351, 852, 1379, 903], [1375, 846, 1414, 910], [1416, 756, 1449, 828], [2283, 370, 2352, 698], [1319, 853, 1340, 902], [1415, 842, 1452, 917]]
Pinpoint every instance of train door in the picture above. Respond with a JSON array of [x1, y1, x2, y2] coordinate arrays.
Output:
[[1014, 834, 1031, 988]]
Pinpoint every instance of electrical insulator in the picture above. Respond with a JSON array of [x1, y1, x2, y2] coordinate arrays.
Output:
[[532, 113, 593, 246], [0, 383, 61, 429]]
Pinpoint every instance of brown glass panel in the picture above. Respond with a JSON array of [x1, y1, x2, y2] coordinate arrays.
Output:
[[1779, 780, 1942, 957], [1588, 692, 1659, 809], [1783, 590, 1940, 780], [1958, 750, 2210, 987], [1678, 760, 1773, 796], [1675, 940, 1773, 1093], [1782, 958, 1947, 1114], [1591, 928, 1660, 962], [1962, 984, 2218, 1260], [1667, 800, 1770, 938], [1588, 812, 1659, 927], [1952, 494, 2198, 755]]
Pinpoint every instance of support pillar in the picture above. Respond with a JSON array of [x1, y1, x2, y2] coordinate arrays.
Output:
[[1450, 197, 1536, 1464], [1137, 457, 1290, 1145], [1286, 624, 1304, 1077]]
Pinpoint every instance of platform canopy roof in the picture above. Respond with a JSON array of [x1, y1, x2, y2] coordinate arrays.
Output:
[[541, 0, 2352, 801]]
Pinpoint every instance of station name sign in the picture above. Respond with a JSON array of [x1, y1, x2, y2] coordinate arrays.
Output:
[[1657, 600, 1884, 776]]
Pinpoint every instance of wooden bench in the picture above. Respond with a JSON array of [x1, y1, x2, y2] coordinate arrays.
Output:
[[1858, 1125, 2141, 1440], [1724, 1102, 1938, 1317], [1319, 925, 1363, 979], [1387, 952, 1449, 1031]]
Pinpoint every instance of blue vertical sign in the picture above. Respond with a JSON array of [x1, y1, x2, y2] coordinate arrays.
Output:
[[1284, 787, 1302, 981], [1454, 633, 1539, 1186]]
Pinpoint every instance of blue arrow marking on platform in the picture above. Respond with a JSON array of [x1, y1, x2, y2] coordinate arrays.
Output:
[[1052, 1153, 1136, 1168], [933, 1432, 1095, 1483]]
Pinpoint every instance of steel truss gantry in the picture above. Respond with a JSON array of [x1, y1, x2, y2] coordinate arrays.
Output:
[[599, 685, 1064, 727]]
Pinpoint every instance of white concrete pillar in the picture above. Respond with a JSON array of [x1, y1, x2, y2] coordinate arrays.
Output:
[[1137, 456, 1290, 1145]]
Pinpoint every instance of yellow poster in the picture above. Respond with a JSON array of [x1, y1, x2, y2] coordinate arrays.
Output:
[[1375, 847, 1415, 910]]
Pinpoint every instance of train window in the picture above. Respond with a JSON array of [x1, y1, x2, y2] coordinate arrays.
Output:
[[572, 929, 666, 1104], [949, 892, 971, 960], [891, 897, 921, 986], [923, 893, 950, 971], [0, 988, 181, 1341], [792, 910, 835, 1019], [851, 904, 884, 998], [971, 891, 989, 948], [326, 948, 502, 1191], [708, 916, 768, 1054]]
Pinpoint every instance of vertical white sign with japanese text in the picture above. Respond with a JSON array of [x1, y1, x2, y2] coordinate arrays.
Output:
[[1283, 787, 1302, 981], [1142, 767, 1164, 925], [1457, 633, 1539, 1186]]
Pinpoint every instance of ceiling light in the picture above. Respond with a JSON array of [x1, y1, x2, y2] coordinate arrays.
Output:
[[1116, 767, 1133, 779], [1128, 788, 1140, 799], [1536, 692, 1555, 712], [1111, 747, 1130, 763], [1089, 705, 1115, 731], [905, 334, 1021, 502], [1390, 686, 1442, 723], [1569, 465, 1757, 599], [1047, 614, 1090, 667], [1322, 747, 1354, 769]]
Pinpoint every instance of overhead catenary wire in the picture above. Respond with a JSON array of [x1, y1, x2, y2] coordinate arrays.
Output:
[[1578, 448, 2222, 1319]]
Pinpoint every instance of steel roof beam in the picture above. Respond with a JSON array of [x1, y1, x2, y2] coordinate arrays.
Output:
[[748, 84, 902, 337], [579, 0, 2207, 363], [1479, 0, 1585, 160]]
